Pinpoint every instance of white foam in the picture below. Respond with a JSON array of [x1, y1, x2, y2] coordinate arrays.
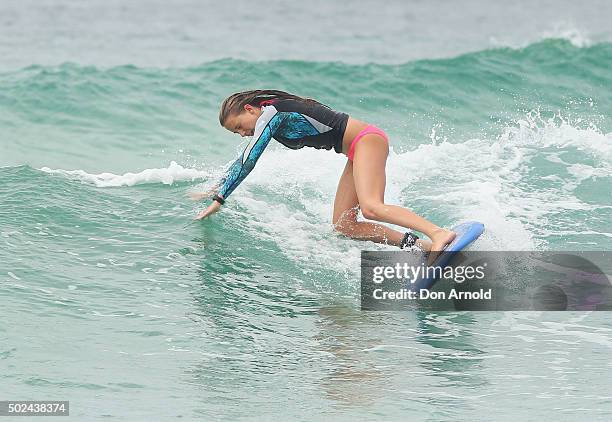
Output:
[[539, 24, 592, 48], [489, 23, 592, 49], [228, 149, 366, 278], [39, 160, 210, 187], [501, 110, 612, 160]]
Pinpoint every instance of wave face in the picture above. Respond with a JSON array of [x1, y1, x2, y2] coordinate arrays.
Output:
[[2, 39, 610, 249], [1, 38, 612, 420]]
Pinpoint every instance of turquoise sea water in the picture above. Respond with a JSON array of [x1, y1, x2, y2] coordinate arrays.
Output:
[[1, 1, 612, 420]]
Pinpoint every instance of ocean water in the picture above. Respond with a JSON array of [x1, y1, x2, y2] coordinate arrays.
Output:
[[1, 1, 612, 420]]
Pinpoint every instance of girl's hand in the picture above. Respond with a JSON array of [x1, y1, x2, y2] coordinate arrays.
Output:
[[194, 200, 222, 220]]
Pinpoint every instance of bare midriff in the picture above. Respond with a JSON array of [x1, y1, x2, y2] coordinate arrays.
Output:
[[340, 117, 371, 156]]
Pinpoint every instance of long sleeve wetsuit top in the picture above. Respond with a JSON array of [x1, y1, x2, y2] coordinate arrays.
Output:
[[216, 98, 349, 200]]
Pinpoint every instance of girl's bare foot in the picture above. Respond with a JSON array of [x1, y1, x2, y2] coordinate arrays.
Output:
[[426, 229, 456, 265], [416, 238, 432, 252]]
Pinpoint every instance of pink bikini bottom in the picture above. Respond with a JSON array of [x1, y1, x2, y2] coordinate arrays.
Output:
[[347, 124, 389, 161]]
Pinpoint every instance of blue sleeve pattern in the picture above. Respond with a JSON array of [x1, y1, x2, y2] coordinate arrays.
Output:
[[217, 112, 286, 200], [279, 112, 321, 139]]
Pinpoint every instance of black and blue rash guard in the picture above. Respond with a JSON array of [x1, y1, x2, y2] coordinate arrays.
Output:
[[216, 98, 349, 200]]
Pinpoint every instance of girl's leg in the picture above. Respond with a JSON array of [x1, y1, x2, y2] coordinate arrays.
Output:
[[332, 159, 405, 246], [351, 134, 455, 256]]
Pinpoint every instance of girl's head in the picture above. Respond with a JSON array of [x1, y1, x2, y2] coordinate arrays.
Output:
[[219, 90, 326, 137]]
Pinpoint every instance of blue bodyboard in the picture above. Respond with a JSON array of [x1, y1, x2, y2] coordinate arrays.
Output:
[[411, 221, 485, 291]]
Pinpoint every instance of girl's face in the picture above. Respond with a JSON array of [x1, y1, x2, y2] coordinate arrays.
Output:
[[223, 104, 262, 137]]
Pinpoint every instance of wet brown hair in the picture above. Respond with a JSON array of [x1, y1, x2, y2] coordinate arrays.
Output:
[[219, 89, 327, 126]]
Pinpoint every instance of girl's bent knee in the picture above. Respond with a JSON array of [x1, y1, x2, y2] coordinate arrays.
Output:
[[361, 203, 385, 221]]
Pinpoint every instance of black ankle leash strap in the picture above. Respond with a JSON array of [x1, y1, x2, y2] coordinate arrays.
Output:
[[399, 232, 419, 249]]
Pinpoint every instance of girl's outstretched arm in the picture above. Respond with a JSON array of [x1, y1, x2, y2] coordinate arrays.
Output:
[[193, 107, 286, 220]]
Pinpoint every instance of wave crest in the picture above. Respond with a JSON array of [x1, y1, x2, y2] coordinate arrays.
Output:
[[39, 160, 210, 187]]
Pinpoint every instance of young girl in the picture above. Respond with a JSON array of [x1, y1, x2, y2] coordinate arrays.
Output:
[[191, 90, 456, 259]]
